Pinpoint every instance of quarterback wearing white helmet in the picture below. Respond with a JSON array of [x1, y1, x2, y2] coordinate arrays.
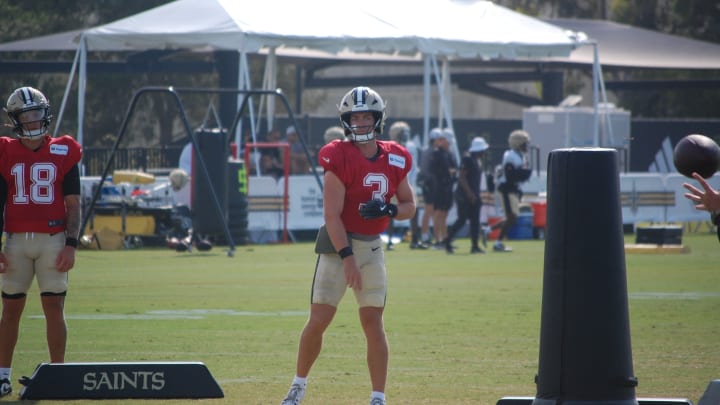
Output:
[[338, 86, 386, 144], [4, 87, 53, 139], [282, 86, 415, 405], [0, 86, 82, 397]]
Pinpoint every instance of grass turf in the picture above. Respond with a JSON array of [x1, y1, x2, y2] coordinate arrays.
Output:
[[2, 233, 719, 404]]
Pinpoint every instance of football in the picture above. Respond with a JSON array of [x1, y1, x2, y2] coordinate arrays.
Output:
[[673, 134, 720, 179]]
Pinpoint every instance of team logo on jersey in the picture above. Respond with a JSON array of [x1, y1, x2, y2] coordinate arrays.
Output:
[[388, 153, 405, 169], [50, 144, 69, 155]]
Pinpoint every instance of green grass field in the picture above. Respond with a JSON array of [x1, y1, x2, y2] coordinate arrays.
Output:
[[2, 232, 719, 404]]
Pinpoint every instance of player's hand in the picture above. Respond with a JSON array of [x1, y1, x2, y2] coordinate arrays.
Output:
[[359, 199, 397, 219], [343, 260, 362, 291], [56, 246, 76, 273], [683, 172, 720, 211], [0, 253, 8, 273]]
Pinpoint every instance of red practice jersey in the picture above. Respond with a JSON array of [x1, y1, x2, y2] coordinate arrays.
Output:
[[0, 135, 82, 233], [319, 139, 411, 235]]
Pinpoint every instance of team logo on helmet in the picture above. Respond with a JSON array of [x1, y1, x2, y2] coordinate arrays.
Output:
[[5, 86, 52, 139], [338, 86, 386, 144]]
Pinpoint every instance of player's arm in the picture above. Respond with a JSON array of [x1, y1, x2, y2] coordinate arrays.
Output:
[[457, 160, 474, 200], [392, 176, 416, 221], [323, 169, 362, 290], [322, 170, 351, 253], [0, 176, 6, 251], [62, 164, 82, 242], [504, 162, 531, 183]]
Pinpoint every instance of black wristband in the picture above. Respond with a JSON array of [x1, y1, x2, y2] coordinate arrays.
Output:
[[387, 203, 398, 218], [65, 237, 79, 248], [338, 246, 353, 259], [712, 211, 720, 226]]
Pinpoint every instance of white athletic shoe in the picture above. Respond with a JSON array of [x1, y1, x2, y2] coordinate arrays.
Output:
[[281, 383, 306, 405], [370, 397, 386, 405], [493, 242, 513, 252], [0, 378, 11, 397]]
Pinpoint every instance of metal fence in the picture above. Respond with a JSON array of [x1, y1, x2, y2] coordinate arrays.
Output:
[[82, 146, 184, 176]]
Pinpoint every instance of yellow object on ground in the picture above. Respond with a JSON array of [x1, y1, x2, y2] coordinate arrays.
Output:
[[112, 170, 155, 184], [93, 215, 156, 236]]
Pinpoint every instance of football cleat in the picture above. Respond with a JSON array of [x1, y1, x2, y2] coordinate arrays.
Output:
[[281, 383, 306, 405], [493, 242, 513, 252], [0, 378, 12, 397]]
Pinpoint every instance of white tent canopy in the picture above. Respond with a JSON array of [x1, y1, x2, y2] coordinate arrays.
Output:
[[67, 0, 594, 153], [82, 0, 579, 57]]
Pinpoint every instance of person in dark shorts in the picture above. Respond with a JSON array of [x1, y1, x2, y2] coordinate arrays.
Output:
[[429, 128, 457, 248]]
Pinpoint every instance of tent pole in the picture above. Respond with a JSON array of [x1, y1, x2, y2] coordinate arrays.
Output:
[[430, 55, 443, 127], [423, 55, 431, 148], [595, 44, 615, 147], [266, 48, 277, 131], [238, 51, 261, 175], [592, 42, 599, 147], [78, 36, 87, 152], [441, 58, 459, 163], [234, 51, 243, 153], [54, 37, 82, 140]]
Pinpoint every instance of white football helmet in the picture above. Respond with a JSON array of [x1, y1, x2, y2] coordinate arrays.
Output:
[[338, 86, 386, 143], [5, 86, 52, 139]]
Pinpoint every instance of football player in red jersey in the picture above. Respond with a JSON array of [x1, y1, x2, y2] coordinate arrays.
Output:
[[0, 87, 82, 397], [281, 87, 416, 405]]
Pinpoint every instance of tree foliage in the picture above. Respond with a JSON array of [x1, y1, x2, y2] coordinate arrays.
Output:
[[498, 0, 720, 119], [0, 0, 717, 146]]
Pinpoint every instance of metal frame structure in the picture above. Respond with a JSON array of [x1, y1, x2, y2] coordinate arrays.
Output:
[[80, 86, 322, 256]]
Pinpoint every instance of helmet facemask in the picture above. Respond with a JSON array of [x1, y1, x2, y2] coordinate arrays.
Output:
[[338, 86, 386, 144], [5, 87, 52, 139]]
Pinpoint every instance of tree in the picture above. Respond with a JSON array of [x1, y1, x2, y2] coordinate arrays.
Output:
[[497, 0, 720, 119], [0, 0, 225, 146]]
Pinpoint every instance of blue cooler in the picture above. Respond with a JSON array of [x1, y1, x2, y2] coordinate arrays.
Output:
[[508, 204, 534, 240]]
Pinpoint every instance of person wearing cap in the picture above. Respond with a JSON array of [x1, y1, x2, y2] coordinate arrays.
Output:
[[428, 128, 457, 248], [418, 128, 442, 247], [445, 137, 490, 254], [486, 129, 532, 252]]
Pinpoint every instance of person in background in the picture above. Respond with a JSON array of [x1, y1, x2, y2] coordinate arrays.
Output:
[[418, 128, 442, 247], [486, 129, 532, 252], [384, 121, 421, 250], [323, 125, 345, 145], [286, 125, 310, 174], [429, 128, 456, 249], [312, 125, 346, 167], [281, 86, 415, 405], [683, 172, 720, 242], [0, 87, 82, 397], [257, 153, 285, 181], [175, 143, 193, 208], [258, 129, 286, 177], [445, 136, 489, 254]]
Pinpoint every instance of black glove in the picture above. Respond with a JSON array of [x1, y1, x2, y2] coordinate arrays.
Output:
[[359, 199, 398, 219]]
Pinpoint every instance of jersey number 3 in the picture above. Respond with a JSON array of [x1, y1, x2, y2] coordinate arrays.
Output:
[[363, 173, 389, 201]]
